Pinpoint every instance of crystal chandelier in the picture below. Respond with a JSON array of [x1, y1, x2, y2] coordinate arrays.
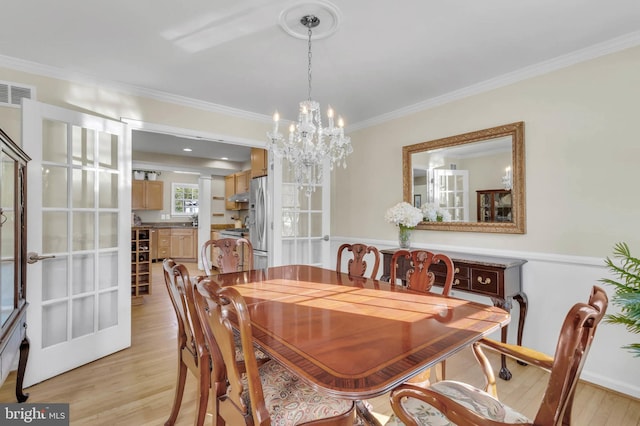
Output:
[[267, 15, 353, 196]]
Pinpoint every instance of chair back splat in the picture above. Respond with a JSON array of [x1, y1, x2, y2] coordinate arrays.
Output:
[[201, 237, 253, 275], [337, 243, 380, 279], [390, 249, 454, 295]]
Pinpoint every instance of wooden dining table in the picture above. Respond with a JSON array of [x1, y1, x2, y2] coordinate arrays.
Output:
[[199, 264, 510, 405]]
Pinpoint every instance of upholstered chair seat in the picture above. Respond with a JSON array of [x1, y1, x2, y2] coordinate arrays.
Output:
[[385, 380, 530, 425], [241, 360, 355, 425]]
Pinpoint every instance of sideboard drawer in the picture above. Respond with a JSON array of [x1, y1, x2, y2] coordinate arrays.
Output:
[[452, 276, 470, 290], [432, 262, 470, 290], [471, 268, 499, 295]]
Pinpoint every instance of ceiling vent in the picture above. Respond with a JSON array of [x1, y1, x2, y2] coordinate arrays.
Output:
[[0, 81, 36, 108]]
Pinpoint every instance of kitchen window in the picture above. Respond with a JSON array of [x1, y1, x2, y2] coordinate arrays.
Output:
[[171, 183, 199, 216]]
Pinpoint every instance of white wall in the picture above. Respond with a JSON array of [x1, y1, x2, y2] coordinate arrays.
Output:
[[332, 45, 640, 397]]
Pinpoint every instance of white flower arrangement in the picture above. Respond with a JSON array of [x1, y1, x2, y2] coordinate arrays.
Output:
[[385, 202, 423, 229], [421, 203, 452, 222]]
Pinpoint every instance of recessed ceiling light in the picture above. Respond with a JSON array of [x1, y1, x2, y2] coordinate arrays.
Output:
[[183, 148, 192, 152]]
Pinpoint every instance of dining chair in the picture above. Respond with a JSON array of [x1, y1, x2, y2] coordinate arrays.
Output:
[[389, 249, 454, 295], [201, 237, 253, 275], [163, 259, 211, 426], [387, 285, 608, 426], [193, 277, 357, 426], [337, 243, 381, 279], [389, 249, 455, 386]]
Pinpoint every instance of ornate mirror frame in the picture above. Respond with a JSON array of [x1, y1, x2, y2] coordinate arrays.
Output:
[[403, 121, 525, 233]]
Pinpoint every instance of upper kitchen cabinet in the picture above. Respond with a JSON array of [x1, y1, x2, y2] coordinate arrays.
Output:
[[225, 171, 250, 211], [132, 180, 163, 210], [251, 148, 268, 178], [224, 175, 236, 210], [236, 170, 250, 193]]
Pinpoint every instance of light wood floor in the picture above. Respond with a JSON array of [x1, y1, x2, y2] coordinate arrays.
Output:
[[2, 262, 639, 425]]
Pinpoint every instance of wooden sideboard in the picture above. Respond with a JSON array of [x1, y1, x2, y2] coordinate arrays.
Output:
[[381, 248, 527, 380]]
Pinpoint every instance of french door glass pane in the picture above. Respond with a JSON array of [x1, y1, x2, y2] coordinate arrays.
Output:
[[42, 257, 68, 301], [99, 290, 118, 329], [42, 119, 67, 163], [98, 252, 118, 290], [99, 171, 118, 208], [72, 126, 95, 166], [43, 301, 67, 348], [99, 213, 118, 249], [43, 212, 68, 253], [98, 131, 118, 170], [72, 295, 94, 338], [72, 253, 94, 295], [72, 168, 95, 208], [43, 165, 68, 208], [72, 212, 95, 251]]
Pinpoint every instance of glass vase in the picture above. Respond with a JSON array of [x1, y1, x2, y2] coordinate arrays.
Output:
[[398, 226, 412, 249]]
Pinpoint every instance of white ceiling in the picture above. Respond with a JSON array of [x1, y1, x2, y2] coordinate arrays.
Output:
[[2, 0, 640, 163]]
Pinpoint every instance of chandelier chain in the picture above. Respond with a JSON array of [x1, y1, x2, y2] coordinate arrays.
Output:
[[307, 24, 313, 101]]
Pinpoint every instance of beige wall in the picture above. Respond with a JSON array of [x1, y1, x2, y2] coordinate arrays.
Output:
[[333, 45, 640, 258], [0, 67, 268, 148]]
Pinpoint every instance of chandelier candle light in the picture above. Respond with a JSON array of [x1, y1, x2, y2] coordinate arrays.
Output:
[[268, 15, 353, 196]]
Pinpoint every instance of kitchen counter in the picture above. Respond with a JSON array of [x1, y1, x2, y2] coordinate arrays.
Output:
[[139, 222, 237, 230], [141, 222, 199, 229]]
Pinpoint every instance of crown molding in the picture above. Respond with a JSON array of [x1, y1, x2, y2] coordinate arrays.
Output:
[[2, 30, 640, 133], [348, 30, 640, 132], [0, 54, 272, 124]]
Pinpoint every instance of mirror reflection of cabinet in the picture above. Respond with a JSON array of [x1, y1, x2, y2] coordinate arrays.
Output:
[[0, 128, 30, 401], [477, 189, 512, 223]]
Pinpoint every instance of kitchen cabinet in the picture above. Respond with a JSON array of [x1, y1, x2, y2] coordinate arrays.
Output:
[[150, 229, 158, 261], [170, 228, 197, 260], [224, 171, 250, 211], [157, 229, 171, 260], [236, 170, 250, 193], [477, 189, 512, 223], [251, 148, 268, 178], [132, 180, 163, 210], [0, 128, 30, 401], [131, 227, 152, 304], [224, 175, 235, 210]]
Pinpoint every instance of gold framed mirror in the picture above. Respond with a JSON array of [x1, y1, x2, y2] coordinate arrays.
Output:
[[403, 121, 525, 233]]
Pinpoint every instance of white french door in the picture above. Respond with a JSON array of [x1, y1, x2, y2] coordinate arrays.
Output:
[[270, 157, 330, 267], [22, 99, 131, 387], [433, 169, 469, 222]]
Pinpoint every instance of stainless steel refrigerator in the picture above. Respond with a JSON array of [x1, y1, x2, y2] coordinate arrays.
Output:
[[249, 176, 268, 269]]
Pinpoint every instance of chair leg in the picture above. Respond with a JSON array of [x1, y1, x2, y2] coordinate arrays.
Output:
[[165, 358, 188, 426], [356, 401, 382, 426], [434, 360, 446, 382], [195, 366, 210, 426]]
